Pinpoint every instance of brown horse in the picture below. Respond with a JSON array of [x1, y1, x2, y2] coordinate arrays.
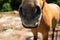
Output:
[[19, 0, 60, 40]]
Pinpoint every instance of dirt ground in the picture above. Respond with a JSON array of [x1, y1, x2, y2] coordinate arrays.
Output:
[[0, 11, 60, 40]]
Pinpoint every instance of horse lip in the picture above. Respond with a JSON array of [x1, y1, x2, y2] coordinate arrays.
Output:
[[22, 23, 38, 28]]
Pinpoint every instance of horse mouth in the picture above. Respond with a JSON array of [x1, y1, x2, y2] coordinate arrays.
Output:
[[22, 22, 38, 28]]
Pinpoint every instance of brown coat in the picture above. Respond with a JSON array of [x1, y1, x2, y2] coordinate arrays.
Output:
[[31, 0, 60, 40]]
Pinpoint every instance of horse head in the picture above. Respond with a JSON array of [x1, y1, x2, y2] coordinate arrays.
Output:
[[19, 0, 44, 28]]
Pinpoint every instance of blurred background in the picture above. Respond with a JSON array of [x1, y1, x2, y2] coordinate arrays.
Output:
[[0, 0, 60, 12]]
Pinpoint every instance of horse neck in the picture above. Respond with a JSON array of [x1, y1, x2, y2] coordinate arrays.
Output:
[[42, 2, 48, 15], [42, 2, 52, 27]]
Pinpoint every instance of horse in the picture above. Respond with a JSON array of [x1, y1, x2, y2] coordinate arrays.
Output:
[[19, 0, 60, 40]]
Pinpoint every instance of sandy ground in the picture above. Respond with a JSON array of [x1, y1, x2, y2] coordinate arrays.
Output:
[[0, 12, 59, 40]]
